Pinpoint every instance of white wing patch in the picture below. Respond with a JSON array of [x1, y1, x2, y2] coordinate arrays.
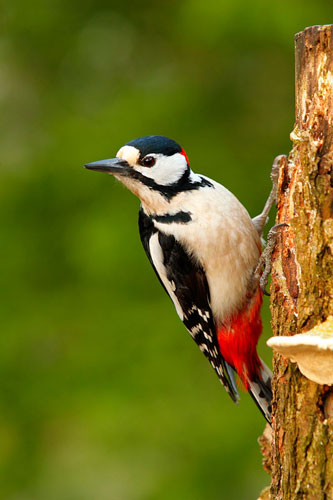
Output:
[[149, 233, 184, 320]]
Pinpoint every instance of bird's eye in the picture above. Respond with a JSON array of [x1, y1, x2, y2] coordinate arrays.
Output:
[[142, 156, 156, 167]]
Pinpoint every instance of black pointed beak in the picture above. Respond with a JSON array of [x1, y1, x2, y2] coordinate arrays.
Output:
[[84, 158, 130, 174]]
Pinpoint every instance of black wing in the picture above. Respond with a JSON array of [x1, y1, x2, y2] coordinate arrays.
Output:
[[138, 208, 239, 402]]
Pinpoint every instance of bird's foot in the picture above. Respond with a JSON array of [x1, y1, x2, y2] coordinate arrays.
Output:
[[253, 223, 289, 295], [252, 155, 286, 237], [270, 154, 285, 202]]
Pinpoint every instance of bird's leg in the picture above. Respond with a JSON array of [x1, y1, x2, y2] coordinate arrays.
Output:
[[253, 223, 288, 295], [251, 154, 287, 295], [252, 154, 285, 237]]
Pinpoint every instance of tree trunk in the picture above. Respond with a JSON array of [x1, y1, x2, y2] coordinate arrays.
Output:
[[265, 25, 333, 499]]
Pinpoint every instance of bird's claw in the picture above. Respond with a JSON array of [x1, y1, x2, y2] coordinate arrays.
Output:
[[270, 155, 286, 189], [254, 223, 289, 295]]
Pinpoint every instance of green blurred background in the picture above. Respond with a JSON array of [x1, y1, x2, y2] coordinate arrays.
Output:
[[0, 2, 330, 499]]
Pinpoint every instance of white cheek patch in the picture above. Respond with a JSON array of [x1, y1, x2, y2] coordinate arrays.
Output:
[[135, 153, 187, 186]]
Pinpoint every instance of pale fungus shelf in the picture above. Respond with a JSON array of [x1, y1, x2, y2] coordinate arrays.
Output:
[[267, 316, 333, 385]]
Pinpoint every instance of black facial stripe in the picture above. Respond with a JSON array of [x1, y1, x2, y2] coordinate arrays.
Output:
[[151, 211, 192, 224], [130, 167, 214, 200], [126, 136, 182, 157]]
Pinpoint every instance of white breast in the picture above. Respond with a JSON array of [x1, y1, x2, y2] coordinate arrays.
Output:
[[152, 179, 261, 323]]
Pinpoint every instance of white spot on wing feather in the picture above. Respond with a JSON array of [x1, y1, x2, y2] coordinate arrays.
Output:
[[212, 346, 219, 357], [190, 324, 202, 336], [199, 344, 208, 353], [203, 331, 213, 342], [198, 309, 210, 322]]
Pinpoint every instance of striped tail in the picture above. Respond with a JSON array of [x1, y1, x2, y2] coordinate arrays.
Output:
[[247, 358, 272, 424]]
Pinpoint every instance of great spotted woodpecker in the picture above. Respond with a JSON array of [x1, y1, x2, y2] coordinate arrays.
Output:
[[85, 135, 281, 423]]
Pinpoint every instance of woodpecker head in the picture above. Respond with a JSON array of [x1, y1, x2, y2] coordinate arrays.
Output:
[[84, 136, 198, 208]]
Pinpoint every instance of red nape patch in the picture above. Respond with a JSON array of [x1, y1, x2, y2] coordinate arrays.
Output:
[[180, 148, 190, 166], [217, 290, 263, 390]]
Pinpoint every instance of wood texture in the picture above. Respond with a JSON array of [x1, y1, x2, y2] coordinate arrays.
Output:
[[268, 25, 333, 500]]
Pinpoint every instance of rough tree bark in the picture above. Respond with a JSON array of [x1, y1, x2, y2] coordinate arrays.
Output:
[[260, 25, 333, 500]]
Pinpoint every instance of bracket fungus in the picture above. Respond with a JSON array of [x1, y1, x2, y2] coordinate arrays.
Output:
[[267, 316, 333, 385]]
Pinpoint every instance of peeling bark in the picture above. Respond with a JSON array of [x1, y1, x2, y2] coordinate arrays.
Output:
[[265, 25, 333, 500]]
